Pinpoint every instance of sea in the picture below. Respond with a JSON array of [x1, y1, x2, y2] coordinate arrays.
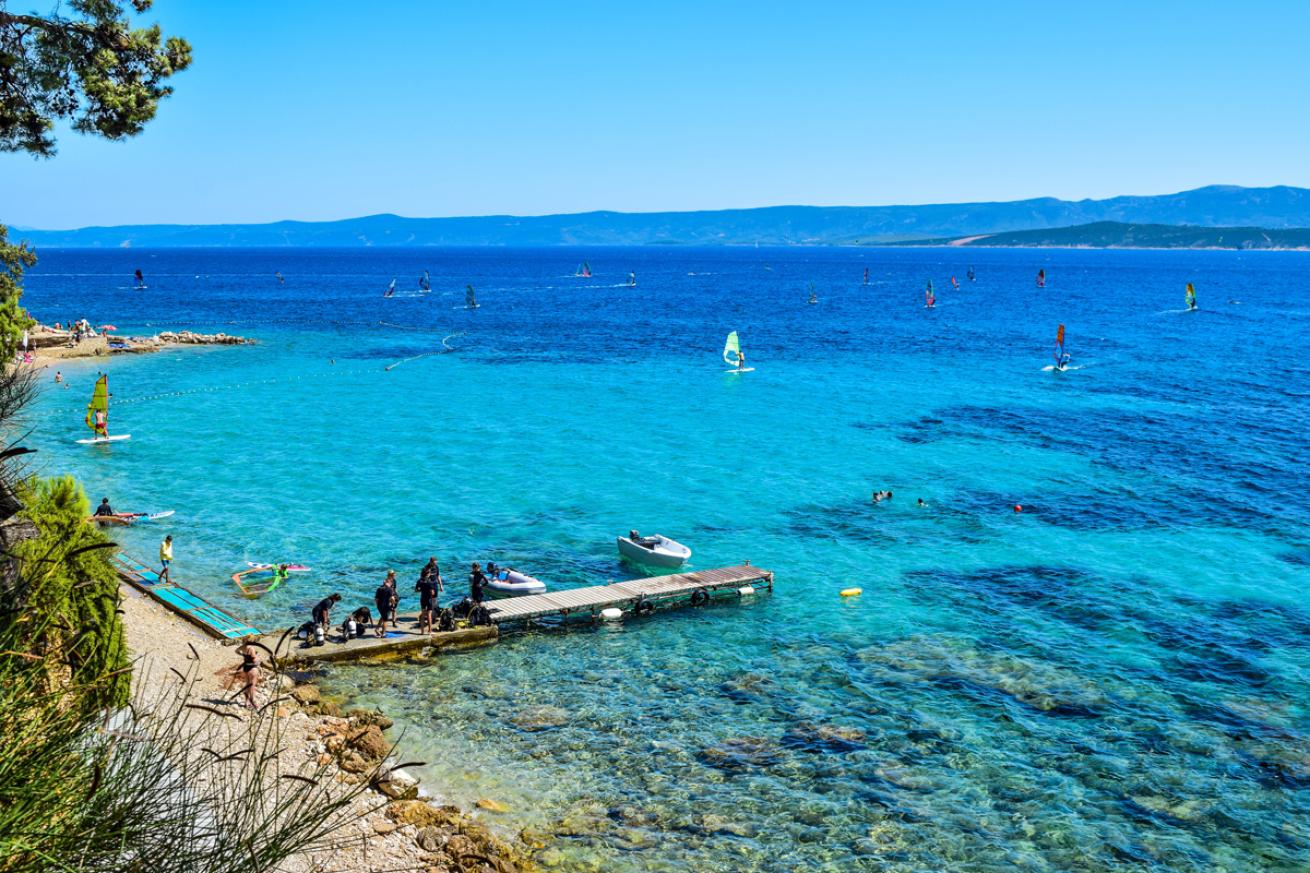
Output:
[[23, 246, 1310, 871]]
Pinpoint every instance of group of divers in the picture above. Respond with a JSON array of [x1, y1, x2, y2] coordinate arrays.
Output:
[[297, 558, 506, 647]]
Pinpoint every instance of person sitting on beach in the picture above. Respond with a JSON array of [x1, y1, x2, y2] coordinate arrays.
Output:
[[469, 562, 488, 604], [312, 593, 341, 631], [374, 571, 398, 637]]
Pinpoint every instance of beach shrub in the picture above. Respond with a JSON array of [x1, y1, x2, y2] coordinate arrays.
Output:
[[0, 226, 35, 362], [5, 474, 129, 710], [0, 637, 387, 873]]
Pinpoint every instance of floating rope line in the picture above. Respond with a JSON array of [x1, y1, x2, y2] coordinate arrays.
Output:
[[383, 333, 465, 371], [115, 368, 368, 406]]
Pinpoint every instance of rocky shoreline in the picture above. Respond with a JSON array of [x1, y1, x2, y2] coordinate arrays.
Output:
[[26, 325, 254, 363], [117, 586, 533, 873]]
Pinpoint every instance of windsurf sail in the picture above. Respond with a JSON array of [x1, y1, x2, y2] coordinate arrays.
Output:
[[582, 261, 592, 278], [628, 272, 637, 286], [925, 280, 935, 308], [1036, 269, 1046, 288], [1054, 323, 1067, 368], [808, 282, 817, 304], [466, 284, 477, 307], [419, 270, 432, 292], [863, 267, 870, 286], [275, 271, 285, 284], [85, 374, 109, 434], [723, 331, 742, 366], [967, 265, 975, 282], [951, 276, 959, 290], [133, 269, 144, 288], [384, 279, 396, 298], [1185, 282, 1197, 310]]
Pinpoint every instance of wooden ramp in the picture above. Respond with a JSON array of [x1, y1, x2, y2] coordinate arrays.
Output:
[[113, 553, 261, 640], [485, 564, 773, 625]]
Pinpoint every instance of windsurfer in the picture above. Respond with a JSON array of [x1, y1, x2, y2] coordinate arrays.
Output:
[[736, 349, 747, 371]]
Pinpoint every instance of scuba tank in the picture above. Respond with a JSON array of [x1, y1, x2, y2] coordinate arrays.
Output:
[[313, 624, 326, 647]]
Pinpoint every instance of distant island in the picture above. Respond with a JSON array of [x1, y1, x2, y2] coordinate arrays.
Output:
[[896, 221, 1310, 250], [16, 184, 1310, 248]]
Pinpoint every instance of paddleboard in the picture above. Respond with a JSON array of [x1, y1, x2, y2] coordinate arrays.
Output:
[[725, 368, 756, 373], [76, 434, 131, 445], [246, 561, 312, 572]]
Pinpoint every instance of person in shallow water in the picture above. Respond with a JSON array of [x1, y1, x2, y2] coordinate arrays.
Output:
[[375, 570, 398, 637], [94, 497, 116, 517], [469, 562, 488, 604]]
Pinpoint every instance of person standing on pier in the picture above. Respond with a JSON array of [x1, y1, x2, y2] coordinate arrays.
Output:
[[469, 562, 488, 604], [375, 570, 399, 637], [159, 535, 174, 584], [416, 557, 443, 634]]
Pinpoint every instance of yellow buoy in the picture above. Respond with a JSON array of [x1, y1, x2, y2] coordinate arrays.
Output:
[[840, 587, 862, 597]]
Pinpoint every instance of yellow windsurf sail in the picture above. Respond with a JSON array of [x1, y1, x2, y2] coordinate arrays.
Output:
[[85, 374, 108, 433], [723, 331, 741, 366]]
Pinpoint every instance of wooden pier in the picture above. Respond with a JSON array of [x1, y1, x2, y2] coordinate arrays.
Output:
[[483, 564, 773, 625], [113, 553, 262, 640]]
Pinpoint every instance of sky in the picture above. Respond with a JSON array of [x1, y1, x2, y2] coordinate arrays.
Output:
[[4, 1, 1310, 228]]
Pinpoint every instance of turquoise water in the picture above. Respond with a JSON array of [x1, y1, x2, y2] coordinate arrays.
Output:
[[26, 247, 1310, 870]]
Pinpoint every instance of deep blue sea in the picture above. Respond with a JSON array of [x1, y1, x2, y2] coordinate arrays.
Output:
[[24, 246, 1310, 871]]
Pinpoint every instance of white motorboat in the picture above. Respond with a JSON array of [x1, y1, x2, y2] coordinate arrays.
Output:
[[485, 568, 546, 598], [616, 532, 691, 568]]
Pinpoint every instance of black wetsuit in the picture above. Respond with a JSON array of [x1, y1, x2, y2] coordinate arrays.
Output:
[[374, 584, 395, 621], [94, 501, 115, 517], [311, 597, 334, 627], [469, 569, 487, 603], [416, 577, 438, 611]]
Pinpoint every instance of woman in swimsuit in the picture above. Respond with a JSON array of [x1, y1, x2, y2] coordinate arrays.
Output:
[[236, 635, 260, 710]]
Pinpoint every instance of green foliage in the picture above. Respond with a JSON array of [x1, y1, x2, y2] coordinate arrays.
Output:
[[0, 0, 192, 156], [0, 224, 35, 361], [0, 637, 386, 873], [9, 474, 128, 710]]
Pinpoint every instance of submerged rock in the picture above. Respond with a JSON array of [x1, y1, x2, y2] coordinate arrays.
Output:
[[696, 736, 782, 771], [781, 721, 868, 754], [511, 705, 570, 732]]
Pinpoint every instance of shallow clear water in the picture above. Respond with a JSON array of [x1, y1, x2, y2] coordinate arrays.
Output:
[[25, 246, 1310, 871]]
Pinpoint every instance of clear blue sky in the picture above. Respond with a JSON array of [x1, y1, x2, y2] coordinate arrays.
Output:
[[4, 1, 1309, 228]]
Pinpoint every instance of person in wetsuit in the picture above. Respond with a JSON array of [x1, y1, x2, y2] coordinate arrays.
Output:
[[312, 593, 341, 631], [94, 497, 117, 518], [415, 557, 443, 634], [469, 562, 488, 604], [375, 571, 398, 637]]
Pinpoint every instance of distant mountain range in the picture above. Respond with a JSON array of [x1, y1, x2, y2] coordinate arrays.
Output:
[[15, 185, 1310, 248], [900, 221, 1310, 250]]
